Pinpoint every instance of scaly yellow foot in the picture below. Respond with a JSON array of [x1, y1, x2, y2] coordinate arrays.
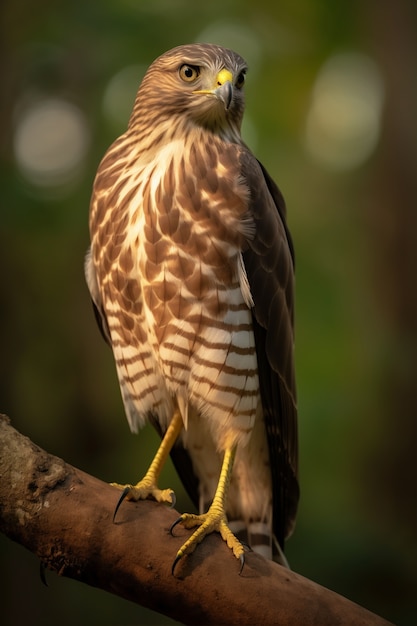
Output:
[[170, 447, 245, 574], [112, 409, 183, 520], [111, 479, 175, 506]]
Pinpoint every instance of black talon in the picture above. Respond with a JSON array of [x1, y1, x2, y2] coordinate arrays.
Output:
[[169, 515, 183, 536], [113, 486, 131, 522], [171, 553, 182, 576], [239, 553, 245, 575]]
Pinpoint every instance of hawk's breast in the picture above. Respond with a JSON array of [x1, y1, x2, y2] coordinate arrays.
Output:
[[135, 137, 260, 448]]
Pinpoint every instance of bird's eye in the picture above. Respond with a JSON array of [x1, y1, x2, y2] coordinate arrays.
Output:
[[236, 70, 246, 89], [179, 64, 199, 83]]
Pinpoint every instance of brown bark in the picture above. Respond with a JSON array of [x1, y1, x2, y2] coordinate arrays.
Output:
[[0, 414, 393, 626]]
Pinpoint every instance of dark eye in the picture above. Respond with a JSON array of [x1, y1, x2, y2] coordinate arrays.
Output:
[[236, 70, 246, 89], [179, 64, 199, 82]]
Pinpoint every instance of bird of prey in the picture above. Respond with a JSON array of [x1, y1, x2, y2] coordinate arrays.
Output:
[[86, 43, 299, 572]]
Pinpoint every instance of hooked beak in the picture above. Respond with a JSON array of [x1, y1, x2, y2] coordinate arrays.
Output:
[[215, 80, 233, 110], [193, 68, 234, 110]]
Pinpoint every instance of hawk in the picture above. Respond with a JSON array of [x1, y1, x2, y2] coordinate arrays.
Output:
[[86, 43, 299, 572]]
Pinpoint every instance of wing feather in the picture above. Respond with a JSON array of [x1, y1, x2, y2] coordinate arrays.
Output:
[[85, 248, 111, 345], [240, 150, 299, 549]]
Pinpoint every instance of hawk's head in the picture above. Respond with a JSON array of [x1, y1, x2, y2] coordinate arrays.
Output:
[[129, 43, 248, 142]]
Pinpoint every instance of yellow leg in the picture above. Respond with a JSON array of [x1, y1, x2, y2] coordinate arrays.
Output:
[[171, 446, 245, 573], [112, 409, 183, 509]]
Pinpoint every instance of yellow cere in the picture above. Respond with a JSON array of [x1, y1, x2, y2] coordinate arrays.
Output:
[[216, 68, 233, 86]]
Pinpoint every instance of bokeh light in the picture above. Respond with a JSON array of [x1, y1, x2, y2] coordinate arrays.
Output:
[[13, 98, 90, 187], [304, 52, 385, 170], [102, 65, 146, 130]]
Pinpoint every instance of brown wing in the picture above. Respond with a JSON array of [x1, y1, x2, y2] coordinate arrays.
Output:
[[241, 150, 299, 550]]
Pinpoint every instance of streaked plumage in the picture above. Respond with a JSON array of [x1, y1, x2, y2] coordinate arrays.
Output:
[[86, 43, 299, 566]]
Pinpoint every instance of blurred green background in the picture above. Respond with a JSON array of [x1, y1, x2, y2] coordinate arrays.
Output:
[[1, 1, 416, 624]]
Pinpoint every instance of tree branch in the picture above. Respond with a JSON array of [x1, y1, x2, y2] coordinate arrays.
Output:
[[0, 414, 392, 626]]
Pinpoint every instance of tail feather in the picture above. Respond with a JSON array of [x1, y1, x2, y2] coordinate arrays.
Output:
[[229, 520, 290, 567], [248, 521, 273, 560]]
